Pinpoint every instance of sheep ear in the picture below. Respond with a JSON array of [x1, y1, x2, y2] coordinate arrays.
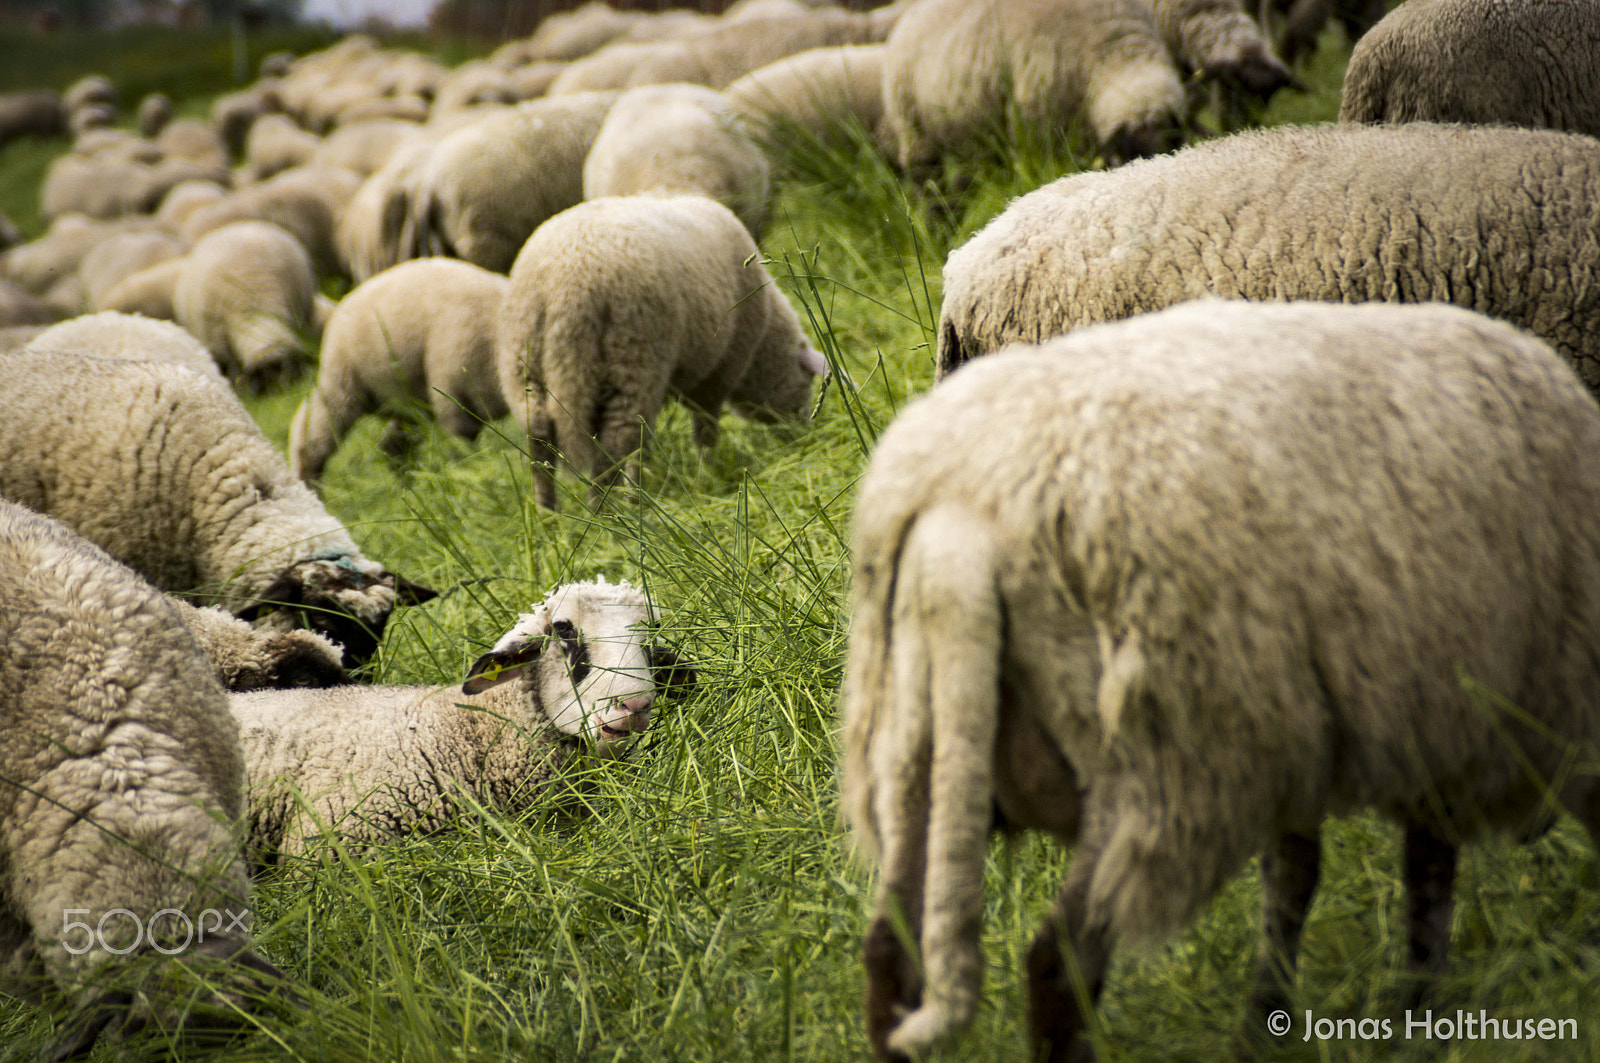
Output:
[[391, 574, 439, 606], [233, 569, 304, 621], [647, 645, 697, 697], [797, 344, 830, 378], [462, 637, 547, 695]]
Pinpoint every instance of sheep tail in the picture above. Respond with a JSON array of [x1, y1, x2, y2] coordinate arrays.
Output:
[[882, 503, 1002, 1055]]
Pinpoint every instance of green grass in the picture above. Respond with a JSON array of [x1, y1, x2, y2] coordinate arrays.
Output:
[[2, 22, 1598, 1063]]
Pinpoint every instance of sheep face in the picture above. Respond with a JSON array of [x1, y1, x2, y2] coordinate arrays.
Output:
[[462, 581, 692, 750], [235, 556, 438, 668], [733, 337, 830, 423]]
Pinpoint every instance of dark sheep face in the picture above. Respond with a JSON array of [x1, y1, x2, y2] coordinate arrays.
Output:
[[233, 557, 437, 669]]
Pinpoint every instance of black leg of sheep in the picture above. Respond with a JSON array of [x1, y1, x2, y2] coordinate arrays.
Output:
[[1246, 831, 1323, 1028]]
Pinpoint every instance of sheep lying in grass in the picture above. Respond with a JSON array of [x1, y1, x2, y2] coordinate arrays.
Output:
[[0, 499, 287, 1057], [937, 123, 1600, 388], [233, 578, 692, 863], [843, 300, 1600, 1062], [882, 0, 1188, 168], [582, 84, 771, 238], [174, 220, 316, 388], [1339, 0, 1600, 135], [497, 195, 828, 509], [289, 258, 510, 485], [0, 348, 437, 667]]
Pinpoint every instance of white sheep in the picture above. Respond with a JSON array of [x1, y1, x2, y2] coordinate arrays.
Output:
[[1149, 0, 1293, 122], [337, 94, 430, 126], [546, 41, 668, 94], [99, 257, 186, 321], [311, 117, 426, 177], [842, 300, 1600, 1061], [403, 92, 617, 272], [725, 44, 891, 150], [77, 229, 186, 311], [4, 214, 164, 296], [582, 84, 770, 238], [174, 220, 316, 388], [243, 113, 322, 181], [211, 81, 283, 157], [0, 347, 437, 667], [516, 2, 641, 62], [937, 123, 1600, 389], [1339, 0, 1600, 135], [232, 578, 691, 862], [63, 74, 116, 116], [0, 498, 286, 1056], [183, 164, 360, 274], [156, 178, 228, 230], [337, 137, 436, 282], [23, 309, 223, 380], [882, 0, 1188, 168], [430, 60, 519, 115], [289, 258, 510, 484], [497, 194, 828, 509], [625, 8, 887, 89]]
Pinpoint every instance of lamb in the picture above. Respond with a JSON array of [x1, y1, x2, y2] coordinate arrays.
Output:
[[1338, 0, 1600, 135], [497, 195, 827, 509], [136, 91, 173, 137], [231, 578, 691, 862], [0, 498, 287, 1056], [625, 8, 887, 89], [936, 123, 1600, 388], [22, 310, 223, 381], [0, 348, 437, 667], [289, 258, 511, 484], [174, 220, 316, 387], [582, 84, 770, 238], [403, 92, 618, 272], [881, 0, 1188, 168], [725, 44, 891, 150], [841, 300, 1600, 1063]]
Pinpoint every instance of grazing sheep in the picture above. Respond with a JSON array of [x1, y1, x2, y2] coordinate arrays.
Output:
[[0, 348, 437, 667], [182, 165, 358, 275], [77, 229, 186, 311], [68, 102, 116, 138], [4, 214, 163, 295], [212, 82, 283, 157], [582, 84, 770, 238], [99, 257, 186, 321], [882, 0, 1188, 168], [725, 44, 890, 149], [431, 61, 519, 115], [498, 195, 827, 509], [0, 90, 66, 148], [842, 300, 1600, 1062], [1339, 0, 1600, 135], [158, 119, 231, 168], [63, 74, 116, 116], [338, 138, 435, 282], [937, 123, 1600, 388], [547, 42, 667, 94], [509, 61, 569, 99], [0, 498, 286, 1057], [290, 258, 510, 484], [233, 578, 690, 863], [136, 92, 173, 137], [519, 2, 640, 62], [22, 310, 223, 381], [244, 114, 322, 181], [156, 178, 228, 230], [0, 279, 55, 326], [166, 595, 350, 692], [311, 117, 425, 177], [626, 8, 886, 89], [174, 220, 316, 387], [404, 92, 618, 272], [1149, 0, 1294, 121]]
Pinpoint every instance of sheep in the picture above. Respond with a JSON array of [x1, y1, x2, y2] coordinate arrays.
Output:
[[497, 194, 828, 509], [0, 90, 65, 148], [77, 229, 186, 311], [174, 221, 315, 387], [158, 118, 231, 169], [882, 0, 1188, 168], [626, 8, 887, 90], [0, 498, 287, 1056], [1338, 0, 1600, 135], [842, 299, 1600, 1063], [289, 258, 509, 484], [243, 113, 322, 181], [725, 44, 891, 150], [211, 82, 283, 157], [518, 2, 641, 62], [311, 117, 426, 177], [510, 60, 574, 99], [338, 138, 435, 282], [547, 42, 668, 94], [404, 92, 618, 272], [337, 94, 430, 126], [431, 61, 519, 115], [156, 178, 228, 230], [0, 278, 55, 326], [1148, 0, 1294, 122], [232, 577, 690, 863], [937, 123, 1600, 388], [0, 348, 437, 667], [166, 595, 350, 692], [136, 91, 173, 137], [182, 165, 359, 275], [582, 84, 770, 238], [4, 214, 163, 295], [63, 74, 116, 116], [260, 50, 296, 79], [69, 102, 116, 138], [22, 310, 223, 381], [99, 257, 186, 321]]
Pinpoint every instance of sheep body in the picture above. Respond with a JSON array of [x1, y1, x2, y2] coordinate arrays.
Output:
[[547, 42, 667, 94], [725, 44, 890, 149], [0, 91, 65, 148], [243, 114, 322, 181], [497, 194, 824, 508], [182, 165, 358, 274], [99, 258, 186, 321], [1339, 0, 1600, 134], [312, 117, 425, 177], [626, 9, 886, 89], [938, 123, 1600, 387], [174, 220, 315, 385], [23, 310, 222, 380], [882, 0, 1187, 167], [0, 279, 54, 326], [289, 258, 510, 483], [582, 84, 770, 237], [77, 229, 186, 311], [844, 299, 1600, 1059]]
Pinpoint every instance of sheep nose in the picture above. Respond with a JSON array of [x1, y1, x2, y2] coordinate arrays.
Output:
[[616, 693, 654, 730]]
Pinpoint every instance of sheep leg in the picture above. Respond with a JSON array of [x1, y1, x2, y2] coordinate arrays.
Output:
[[1026, 833, 1112, 1063], [288, 376, 365, 485], [591, 405, 645, 508], [1245, 831, 1322, 1029], [1400, 823, 1457, 1009], [526, 409, 560, 512], [379, 417, 420, 469]]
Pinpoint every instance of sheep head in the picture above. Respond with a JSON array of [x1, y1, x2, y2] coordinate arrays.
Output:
[[234, 554, 438, 669]]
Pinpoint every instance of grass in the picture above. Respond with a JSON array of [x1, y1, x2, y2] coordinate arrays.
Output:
[[2, 20, 1598, 1063]]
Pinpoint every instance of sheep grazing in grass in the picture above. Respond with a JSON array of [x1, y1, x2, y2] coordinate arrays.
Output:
[[1338, 0, 1600, 135], [0, 499, 288, 1058], [882, 0, 1188, 168], [232, 578, 692, 864], [289, 258, 510, 485], [174, 220, 316, 388], [76, 229, 185, 311], [338, 137, 435, 282], [497, 195, 828, 509], [404, 92, 618, 272], [0, 348, 437, 668], [625, 8, 887, 90], [725, 44, 891, 151], [937, 123, 1600, 389], [547, 42, 667, 94], [157, 178, 228, 230], [582, 84, 771, 238], [182, 165, 358, 275], [842, 300, 1600, 1063], [98, 257, 186, 321]]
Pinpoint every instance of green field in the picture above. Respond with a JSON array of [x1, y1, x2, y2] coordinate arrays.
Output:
[[1, 24, 1597, 1063]]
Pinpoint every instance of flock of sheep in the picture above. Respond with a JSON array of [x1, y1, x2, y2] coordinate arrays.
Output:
[[2, 0, 1600, 1056]]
